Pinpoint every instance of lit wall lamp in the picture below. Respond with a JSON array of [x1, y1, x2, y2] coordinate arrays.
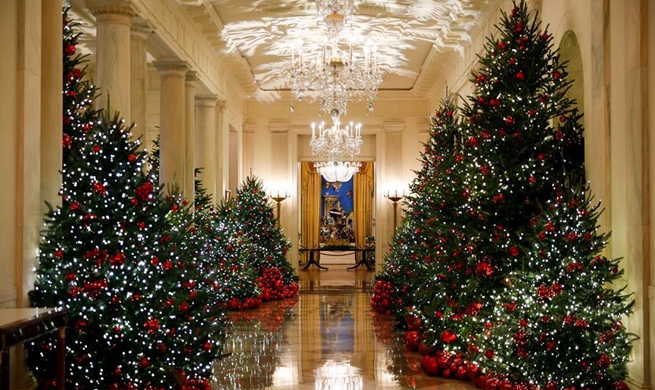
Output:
[[271, 190, 289, 228], [384, 189, 404, 230]]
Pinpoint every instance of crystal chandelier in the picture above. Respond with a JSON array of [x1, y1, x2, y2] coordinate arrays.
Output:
[[310, 119, 362, 159], [315, 0, 355, 37], [289, 0, 382, 118], [310, 118, 362, 183], [314, 161, 361, 183]]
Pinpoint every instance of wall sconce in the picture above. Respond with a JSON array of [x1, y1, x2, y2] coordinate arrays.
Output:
[[384, 190, 405, 230], [271, 190, 289, 228]]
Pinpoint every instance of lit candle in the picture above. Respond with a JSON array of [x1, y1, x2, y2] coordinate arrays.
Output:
[[311, 123, 316, 138]]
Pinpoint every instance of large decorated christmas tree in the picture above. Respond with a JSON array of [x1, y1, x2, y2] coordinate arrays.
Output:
[[374, 2, 634, 388], [371, 92, 467, 323], [27, 10, 224, 389]]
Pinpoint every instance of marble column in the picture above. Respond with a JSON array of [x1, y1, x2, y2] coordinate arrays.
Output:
[[184, 71, 197, 201], [154, 60, 187, 191], [609, 0, 652, 387], [41, 0, 62, 211], [86, 1, 135, 121], [195, 95, 219, 203], [216, 100, 228, 201], [130, 20, 151, 148]]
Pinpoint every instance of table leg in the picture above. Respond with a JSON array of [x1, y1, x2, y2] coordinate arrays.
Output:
[[301, 251, 328, 270], [347, 250, 375, 271], [56, 327, 66, 390]]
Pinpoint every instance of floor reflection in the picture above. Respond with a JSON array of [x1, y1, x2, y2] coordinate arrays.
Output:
[[213, 265, 477, 390]]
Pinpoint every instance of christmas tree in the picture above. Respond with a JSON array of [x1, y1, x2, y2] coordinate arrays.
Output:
[[375, 1, 634, 388], [206, 200, 263, 310], [475, 188, 634, 389], [230, 176, 298, 301], [27, 11, 224, 389], [371, 92, 469, 333]]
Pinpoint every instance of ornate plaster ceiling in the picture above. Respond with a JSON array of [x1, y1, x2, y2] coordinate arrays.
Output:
[[181, 0, 494, 100]]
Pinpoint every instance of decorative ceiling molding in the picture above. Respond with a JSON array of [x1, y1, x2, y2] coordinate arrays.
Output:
[[269, 121, 290, 133]]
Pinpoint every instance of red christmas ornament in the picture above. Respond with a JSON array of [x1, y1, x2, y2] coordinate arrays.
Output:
[[403, 330, 420, 350], [62, 133, 72, 149], [64, 43, 76, 56], [421, 355, 440, 376], [516, 71, 525, 81], [615, 381, 629, 390], [485, 349, 494, 359], [475, 262, 494, 278], [509, 246, 520, 257], [440, 330, 458, 344], [553, 70, 563, 79]]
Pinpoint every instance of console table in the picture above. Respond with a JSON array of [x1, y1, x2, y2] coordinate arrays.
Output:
[[299, 247, 375, 271], [0, 308, 68, 390]]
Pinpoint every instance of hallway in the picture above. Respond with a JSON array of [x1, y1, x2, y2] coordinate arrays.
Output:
[[213, 265, 477, 389]]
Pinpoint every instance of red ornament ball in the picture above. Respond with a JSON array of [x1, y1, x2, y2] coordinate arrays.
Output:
[[420, 355, 440, 376]]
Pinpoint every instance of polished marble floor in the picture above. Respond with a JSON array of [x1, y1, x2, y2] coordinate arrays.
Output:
[[213, 264, 478, 390]]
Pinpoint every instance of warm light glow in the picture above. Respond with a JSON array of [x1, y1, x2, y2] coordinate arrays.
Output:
[[314, 161, 361, 183]]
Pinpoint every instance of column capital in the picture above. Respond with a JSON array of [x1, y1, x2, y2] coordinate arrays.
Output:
[[384, 121, 405, 133], [154, 60, 188, 76], [186, 70, 199, 83], [243, 123, 256, 134], [217, 99, 227, 112], [86, 1, 136, 20], [195, 94, 219, 107], [269, 121, 290, 133], [131, 18, 153, 40]]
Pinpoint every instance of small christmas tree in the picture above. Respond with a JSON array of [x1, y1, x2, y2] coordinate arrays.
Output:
[[231, 176, 298, 301]]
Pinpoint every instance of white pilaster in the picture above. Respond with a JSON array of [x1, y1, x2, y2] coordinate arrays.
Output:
[[41, 0, 62, 212]]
